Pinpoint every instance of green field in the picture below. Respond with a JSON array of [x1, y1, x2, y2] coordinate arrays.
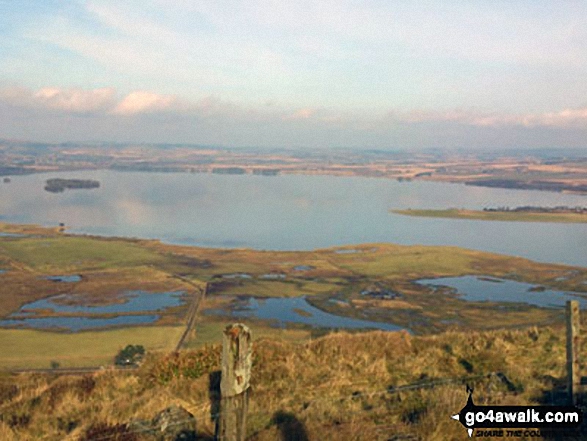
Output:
[[0, 223, 586, 370], [0, 236, 164, 272], [392, 208, 587, 223], [0, 326, 184, 369]]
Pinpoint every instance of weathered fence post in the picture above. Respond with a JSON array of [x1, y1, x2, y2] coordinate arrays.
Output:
[[566, 300, 580, 405], [218, 323, 252, 441]]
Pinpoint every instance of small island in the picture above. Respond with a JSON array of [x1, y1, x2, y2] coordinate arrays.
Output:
[[392, 206, 587, 223], [44, 178, 100, 193]]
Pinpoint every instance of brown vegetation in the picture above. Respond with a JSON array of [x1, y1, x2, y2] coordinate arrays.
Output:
[[0, 324, 582, 440]]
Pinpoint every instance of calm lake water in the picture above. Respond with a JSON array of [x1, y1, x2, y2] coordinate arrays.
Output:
[[205, 296, 405, 331], [9, 290, 186, 316], [1, 170, 586, 266], [0, 290, 186, 331], [417, 276, 587, 308], [0, 315, 159, 332]]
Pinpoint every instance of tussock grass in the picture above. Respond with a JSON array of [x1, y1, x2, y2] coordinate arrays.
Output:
[[0, 325, 579, 440]]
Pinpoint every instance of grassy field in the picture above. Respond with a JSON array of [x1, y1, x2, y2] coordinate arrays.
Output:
[[0, 326, 185, 369], [0, 224, 586, 439], [0, 236, 164, 272], [392, 208, 587, 223], [0, 223, 586, 369]]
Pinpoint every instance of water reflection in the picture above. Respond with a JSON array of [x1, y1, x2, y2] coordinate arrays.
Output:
[[11, 290, 186, 316], [417, 276, 587, 308], [0, 315, 159, 332], [206, 296, 405, 331], [1, 171, 586, 266]]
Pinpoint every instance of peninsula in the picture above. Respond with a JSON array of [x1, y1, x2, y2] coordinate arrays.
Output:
[[393, 207, 587, 223]]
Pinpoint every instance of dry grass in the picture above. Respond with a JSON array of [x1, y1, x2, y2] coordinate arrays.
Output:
[[0, 325, 582, 440], [0, 326, 185, 369]]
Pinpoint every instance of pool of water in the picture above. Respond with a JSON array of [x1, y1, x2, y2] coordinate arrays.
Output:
[[44, 275, 82, 283], [10, 290, 186, 316], [417, 276, 587, 308], [205, 296, 405, 331], [293, 265, 315, 271], [221, 273, 252, 279], [260, 273, 286, 280], [0, 315, 159, 331]]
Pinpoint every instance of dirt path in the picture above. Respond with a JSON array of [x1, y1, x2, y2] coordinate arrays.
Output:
[[172, 276, 208, 351]]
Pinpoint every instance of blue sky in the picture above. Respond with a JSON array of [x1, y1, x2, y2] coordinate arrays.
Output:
[[1, 0, 586, 149]]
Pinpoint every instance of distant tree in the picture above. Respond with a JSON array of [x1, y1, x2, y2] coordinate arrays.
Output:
[[50, 360, 60, 369], [114, 345, 145, 367]]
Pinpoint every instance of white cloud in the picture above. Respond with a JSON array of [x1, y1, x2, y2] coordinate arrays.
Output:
[[282, 108, 317, 121], [527, 108, 587, 128], [33, 87, 116, 113], [2, 84, 587, 138], [112, 91, 177, 115], [398, 107, 587, 129], [0, 86, 116, 114]]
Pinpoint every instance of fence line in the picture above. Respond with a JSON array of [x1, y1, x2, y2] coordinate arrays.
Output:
[[76, 369, 507, 441], [3, 309, 583, 440]]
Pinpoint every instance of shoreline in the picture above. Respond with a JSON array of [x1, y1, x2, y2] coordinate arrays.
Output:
[[392, 208, 587, 224], [3, 162, 587, 195]]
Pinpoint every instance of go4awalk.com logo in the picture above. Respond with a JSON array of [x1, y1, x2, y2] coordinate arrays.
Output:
[[451, 388, 583, 437]]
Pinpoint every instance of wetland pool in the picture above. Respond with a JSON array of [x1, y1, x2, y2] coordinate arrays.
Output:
[[0, 290, 187, 331], [0, 315, 160, 332], [417, 276, 587, 308], [205, 296, 406, 332]]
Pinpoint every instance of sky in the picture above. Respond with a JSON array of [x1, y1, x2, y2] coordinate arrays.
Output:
[[0, 0, 587, 150]]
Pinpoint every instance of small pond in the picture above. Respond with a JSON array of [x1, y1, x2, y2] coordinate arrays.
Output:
[[0, 315, 159, 332], [45, 275, 82, 283], [417, 276, 587, 308], [0, 290, 187, 331], [221, 273, 252, 279], [260, 273, 286, 280], [10, 290, 186, 316], [205, 296, 405, 331], [293, 265, 315, 271]]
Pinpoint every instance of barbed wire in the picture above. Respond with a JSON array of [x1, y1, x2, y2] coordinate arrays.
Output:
[[0, 371, 521, 441]]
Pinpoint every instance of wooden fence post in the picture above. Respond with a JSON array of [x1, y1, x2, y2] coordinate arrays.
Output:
[[566, 300, 580, 405], [218, 323, 252, 441]]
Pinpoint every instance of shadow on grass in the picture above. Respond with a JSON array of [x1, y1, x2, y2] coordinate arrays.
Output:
[[270, 411, 309, 441], [209, 371, 308, 440], [208, 370, 221, 438]]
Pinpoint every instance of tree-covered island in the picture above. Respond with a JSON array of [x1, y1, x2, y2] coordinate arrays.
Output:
[[44, 178, 100, 193]]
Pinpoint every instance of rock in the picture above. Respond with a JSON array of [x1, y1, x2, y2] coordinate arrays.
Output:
[[152, 406, 197, 441], [129, 406, 197, 441]]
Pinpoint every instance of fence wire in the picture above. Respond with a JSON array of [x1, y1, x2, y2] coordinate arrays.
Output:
[[63, 371, 513, 441]]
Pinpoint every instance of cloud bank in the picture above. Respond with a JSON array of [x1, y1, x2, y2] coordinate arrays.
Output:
[[1, 85, 586, 149]]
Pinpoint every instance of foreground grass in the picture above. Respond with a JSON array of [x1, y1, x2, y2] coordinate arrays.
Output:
[[392, 208, 587, 223], [0, 325, 582, 440], [0, 326, 184, 369]]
